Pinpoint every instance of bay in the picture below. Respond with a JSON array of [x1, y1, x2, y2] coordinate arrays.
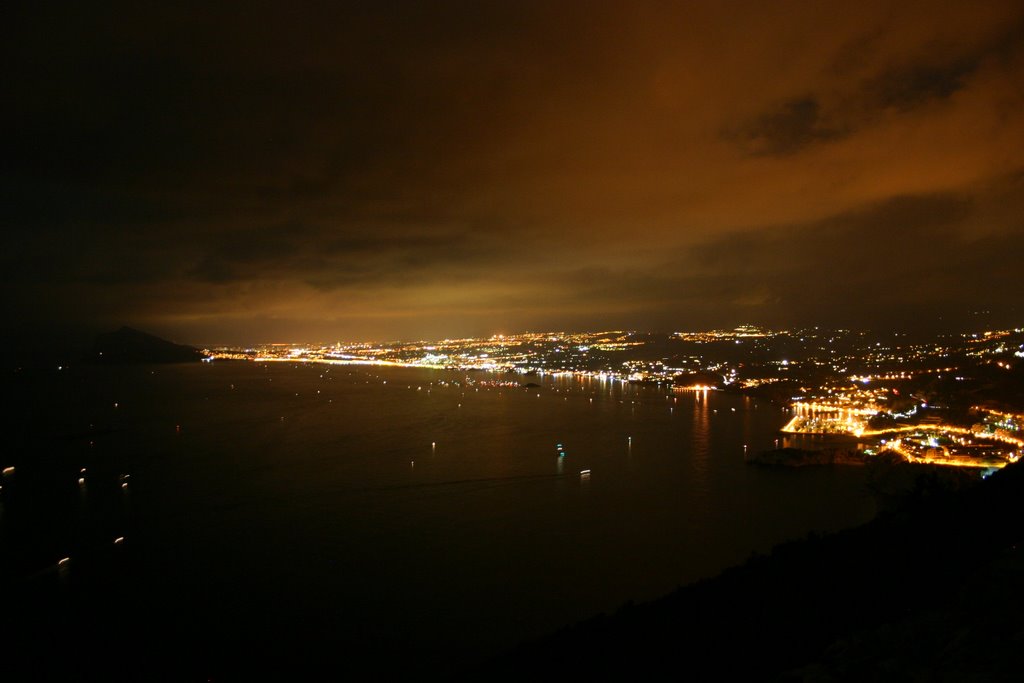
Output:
[[2, 361, 876, 677]]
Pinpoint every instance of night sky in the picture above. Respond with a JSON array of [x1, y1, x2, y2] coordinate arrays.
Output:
[[5, 1, 1024, 346]]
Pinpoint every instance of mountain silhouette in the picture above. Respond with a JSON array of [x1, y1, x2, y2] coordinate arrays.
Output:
[[88, 326, 203, 364]]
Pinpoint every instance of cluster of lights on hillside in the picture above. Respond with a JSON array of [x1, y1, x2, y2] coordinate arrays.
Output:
[[202, 325, 1024, 470]]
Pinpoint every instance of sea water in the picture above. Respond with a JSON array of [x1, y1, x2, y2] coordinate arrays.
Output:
[[2, 362, 876, 676]]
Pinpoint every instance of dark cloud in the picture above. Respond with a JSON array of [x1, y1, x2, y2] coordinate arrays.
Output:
[[870, 59, 977, 111], [496, 185, 1022, 333], [186, 219, 521, 292], [732, 96, 846, 156], [3, 1, 1024, 345], [729, 16, 1024, 157], [669, 187, 1021, 328]]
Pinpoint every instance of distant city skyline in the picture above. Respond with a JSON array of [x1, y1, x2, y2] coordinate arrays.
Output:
[[197, 323, 1024, 471]]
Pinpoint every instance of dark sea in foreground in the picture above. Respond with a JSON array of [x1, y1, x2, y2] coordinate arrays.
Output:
[[2, 362, 877, 678]]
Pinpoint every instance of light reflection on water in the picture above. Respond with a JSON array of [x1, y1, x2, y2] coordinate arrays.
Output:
[[5, 362, 877, 674]]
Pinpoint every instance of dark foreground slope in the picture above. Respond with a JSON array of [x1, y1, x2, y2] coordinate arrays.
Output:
[[88, 326, 203, 364], [484, 462, 1024, 681]]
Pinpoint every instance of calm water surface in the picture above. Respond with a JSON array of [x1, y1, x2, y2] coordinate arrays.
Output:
[[4, 362, 876, 675]]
